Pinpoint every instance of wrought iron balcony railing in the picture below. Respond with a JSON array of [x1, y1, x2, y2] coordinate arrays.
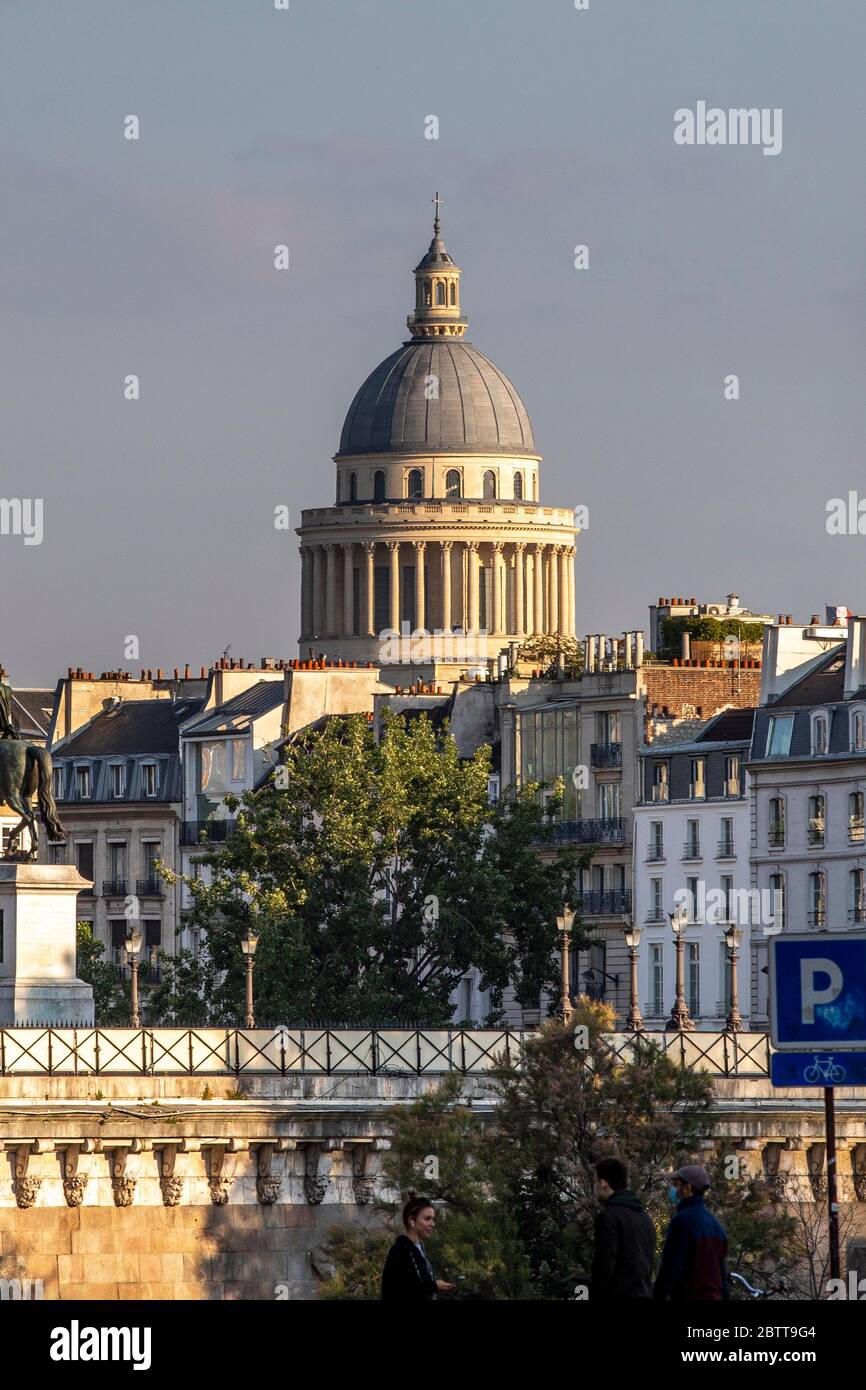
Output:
[[574, 889, 632, 916], [717, 840, 736, 859], [682, 841, 701, 860], [136, 878, 165, 897], [646, 844, 665, 861], [102, 880, 127, 897], [768, 829, 785, 848], [547, 817, 625, 845], [590, 742, 622, 769]]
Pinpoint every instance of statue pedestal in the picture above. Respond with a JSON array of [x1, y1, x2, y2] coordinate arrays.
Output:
[[0, 864, 94, 1026]]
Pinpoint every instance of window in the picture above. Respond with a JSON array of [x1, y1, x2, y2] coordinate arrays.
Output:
[[720, 941, 733, 1015], [445, 469, 461, 498], [851, 708, 866, 752], [686, 876, 701, 923], [141, 841, 160, 878], [650, 943, 664, 1016], [407, 469, 423, 499], [109, 763, 125, 798], [449, 282, 456, 306], [719, 875, 734, 924], [808, 870, 826, 928], [766, 714, 794, 756], [719, 816, 734, 857], [110, 920, 128, 968], [850, 869, 865, 924], [53, 766, 64, 799], [76, 842, 94, 884], [652, 762, 669, 802], [230, 739, 246, 783], [597, 711, 621, 744], [686, 943, 700, 1017], [684, 819, 700, 859], [689, 758, 706, 800], [849, 791, 865, 843], [768, 873, 786, 932], [482, 470, 496, 499], [423, 283, 432, 307], [807, 794, 825, 847], [373, 470, 386, 503], [349, 471, 357, 503], [811, 711, 829, 755], [48, 842, 67, 865], [74, 765, 91, 799], [142, 762, 158, 797], [597, 782, 621, 822], [435, 280, 445, 305], [648, 821, 664, 860], [768, 796, 785, 848], [108, 842, 126, 888], [513, 472, 523, 500], [724, 755, 741, 797], [649, 878, 664, 922]]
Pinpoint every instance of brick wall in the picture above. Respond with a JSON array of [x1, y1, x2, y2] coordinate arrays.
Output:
[[643, 667, 761, 722]]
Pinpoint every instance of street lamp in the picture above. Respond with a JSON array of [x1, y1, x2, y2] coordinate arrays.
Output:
[[125, 924, 143, 1029], [724, 924, 744, 1033], [622, 925, 644, 1032], [666, 906, 695, 1032], [555, 907, 575, 1024], [241, 928, 259, 1028]]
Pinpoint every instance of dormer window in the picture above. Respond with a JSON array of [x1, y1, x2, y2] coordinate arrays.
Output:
[[766, 714, 794, 756], [851, 707, 866, 752], [811, 711, 829, 755], [142, 762, 158, 798], [74, 765, 91, 800], [53, 766, 64, 799], [109, 763, 125, 798]]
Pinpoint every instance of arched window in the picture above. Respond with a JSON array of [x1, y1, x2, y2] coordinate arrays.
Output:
[[435, 281, 445, 305], [807, 794, 825, 846], [445, 469, 461, 498], [513, 471, 523, 500], [811, 710, 829, 755], [768, 872, 786, 931], [407, 469, 423, 499], [482, 470, 496, 499], [768, 796, 785, 848], [423, 283, 432, 306], [809, 870, 827, 927], [349, 472, 357, 503], [373, 470, 386, 503], [531, 473, 537, 501], [449, 282, 457, 305]]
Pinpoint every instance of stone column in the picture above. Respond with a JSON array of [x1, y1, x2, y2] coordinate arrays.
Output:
[[300, 548, 313, 637], [312, 545, 323, 637], [491, 542, 503, 634], [325, 544, 337, 636], [525, 545, 534, 636], [441, 541, 452, 629], [364, 542, 376, 637], [558, 547, 569, 638], [533, 545, 544, 634], [388, 541, 400, 631], [342, 542, 354, 637], [413, 540, 426, 631], [514, 543, 525, 637], [567, 546, 576, 637], [467, 542, 480, 633], [547, 547, 559, 633]]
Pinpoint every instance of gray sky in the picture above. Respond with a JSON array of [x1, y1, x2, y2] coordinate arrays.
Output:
[[2, 0, 864, 684]]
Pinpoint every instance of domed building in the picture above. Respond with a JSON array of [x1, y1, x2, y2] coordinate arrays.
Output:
[[296, 200, 578, 668]]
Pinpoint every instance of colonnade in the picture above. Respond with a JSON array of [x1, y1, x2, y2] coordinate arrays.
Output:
[[299, 538, 576, 640]]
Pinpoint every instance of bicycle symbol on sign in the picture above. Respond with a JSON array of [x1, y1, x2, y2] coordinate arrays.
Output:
[[803, 1054, 846, 1084]]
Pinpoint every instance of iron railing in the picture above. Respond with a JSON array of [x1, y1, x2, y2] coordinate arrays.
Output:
[[102, 880, 127, 897], [547, 818, 625, 845], [682, 841, 701, 860], [590, 742, 622, 769], [0, 1027, 774, 1077], [135, 878, 165, 896], [717, 840, 736, 858], [574, 889, 632, 915]]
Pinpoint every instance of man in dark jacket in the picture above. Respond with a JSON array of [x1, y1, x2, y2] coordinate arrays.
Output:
[[653, 1164, 728, 1301], [590, 1158, 657, 1299]]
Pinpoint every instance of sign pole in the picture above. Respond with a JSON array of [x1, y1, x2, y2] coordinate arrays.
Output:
[[825, 1085, 840, 1281]]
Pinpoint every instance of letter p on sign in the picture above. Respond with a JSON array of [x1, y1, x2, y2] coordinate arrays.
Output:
[[801, 957, 844, 1024]]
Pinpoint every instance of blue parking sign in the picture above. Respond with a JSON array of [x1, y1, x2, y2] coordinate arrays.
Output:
[[770, 933, 866, 1050]]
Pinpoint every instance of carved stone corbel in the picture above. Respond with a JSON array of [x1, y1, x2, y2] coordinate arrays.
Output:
[[13, 1144, 41, 1209], [351, 1144, 374, 1206], [255, 1143, 281, 1206], [156, 1144, 184, 1207], [61, 1144, 89, 1208], [110, 1146, 136, 1208], [205, 1145, 232, 1205], [303, 1142, 328, 1205]]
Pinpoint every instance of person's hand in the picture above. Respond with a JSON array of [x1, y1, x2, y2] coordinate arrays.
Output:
[[436, 1278, 457, 1293]]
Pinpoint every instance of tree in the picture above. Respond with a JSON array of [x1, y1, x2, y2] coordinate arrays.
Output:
[[154, 712, 587, 1026], [75, 922, 129, 1024]]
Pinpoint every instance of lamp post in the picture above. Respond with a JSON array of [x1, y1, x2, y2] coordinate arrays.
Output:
[[241, 928, 259, 1028], [666, 906, 695, 1032], [555, 907, 575, 1024], [724, 924, 744, 1033], [125, 924, 143, 1029], [622, 925, 643, 1031]]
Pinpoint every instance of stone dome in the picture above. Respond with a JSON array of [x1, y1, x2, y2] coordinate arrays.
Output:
[[337, 339, 536, 458]]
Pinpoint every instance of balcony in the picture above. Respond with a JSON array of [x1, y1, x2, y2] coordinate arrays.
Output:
[[574, 889, 632, 916], [591, 743, 622, 769], [768, 829, 785, 849], [180, 819, 238, 846], [136, 878, 165, 897], [103, 880, 127, 897], [849, 906, 866, 924], [807, 907, 827, 928], [646, 845, 665, 862], [682, 841, 701, 861], [645, 908, 666, 923], [547, 818, 625, 846], [651, 787, 669, 803], [716, 840, 736, 859]]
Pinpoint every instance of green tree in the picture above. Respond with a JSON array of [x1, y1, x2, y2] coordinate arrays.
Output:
[[155, 712, 586, 1026], [75, 922, 130, 1024]]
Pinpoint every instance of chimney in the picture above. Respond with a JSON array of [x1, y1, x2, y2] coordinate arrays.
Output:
[[681, 631, 691, 661]]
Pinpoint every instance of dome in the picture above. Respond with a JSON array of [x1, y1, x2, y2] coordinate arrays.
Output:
[[337, 339, 536, 457]]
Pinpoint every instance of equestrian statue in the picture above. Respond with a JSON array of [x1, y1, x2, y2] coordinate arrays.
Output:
[[0, 674, 65, 859]]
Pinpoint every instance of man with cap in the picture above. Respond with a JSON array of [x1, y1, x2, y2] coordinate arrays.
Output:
[[653, 1164, 728, 1301]]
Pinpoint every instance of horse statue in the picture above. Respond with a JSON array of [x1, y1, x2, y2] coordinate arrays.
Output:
[[0, 677, 65, 859]]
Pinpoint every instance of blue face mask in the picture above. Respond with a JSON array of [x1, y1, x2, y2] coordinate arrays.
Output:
[[668, 1185, 680, 1205]]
